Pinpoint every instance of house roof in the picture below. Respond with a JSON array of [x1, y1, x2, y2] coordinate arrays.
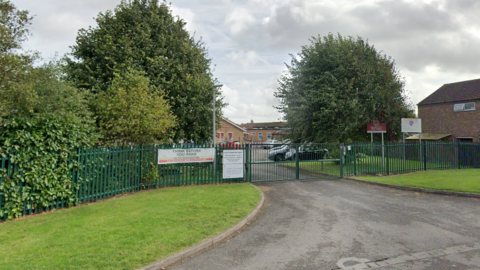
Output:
[[240, 122, 287, 130], [221, 118, 247, 132], [418, 78, 480, 106]]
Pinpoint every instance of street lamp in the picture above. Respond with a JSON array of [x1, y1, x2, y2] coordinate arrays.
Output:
[[213, 84, 223, 145]]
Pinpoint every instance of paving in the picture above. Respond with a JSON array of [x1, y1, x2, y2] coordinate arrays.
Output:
[[168, 178, 480, 270]]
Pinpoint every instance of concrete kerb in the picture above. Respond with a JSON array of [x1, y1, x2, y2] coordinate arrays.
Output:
[[343, 177, 480, 199], [138, 185, 265, 270]]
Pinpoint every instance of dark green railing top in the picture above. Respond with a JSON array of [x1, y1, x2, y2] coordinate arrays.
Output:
[[344, 142, 480, 177]]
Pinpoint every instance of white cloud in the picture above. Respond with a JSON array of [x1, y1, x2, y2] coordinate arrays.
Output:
[[170, 6, 197, 34], [224, 8, 256, 35], [227, 50, 267, 69], [15, 0, 480, 125], [404, 64, 480, 107]]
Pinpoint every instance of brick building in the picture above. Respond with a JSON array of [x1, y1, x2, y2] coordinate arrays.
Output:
[[240, 122, 288, 143], [217, 118, 248, 143], [417, 78, 480, 142]]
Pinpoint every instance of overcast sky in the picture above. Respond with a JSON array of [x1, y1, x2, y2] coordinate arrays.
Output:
[[15, 0, 480, 125]]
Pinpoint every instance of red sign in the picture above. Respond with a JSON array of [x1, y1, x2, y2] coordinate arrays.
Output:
[[367, 120, 387, 133]]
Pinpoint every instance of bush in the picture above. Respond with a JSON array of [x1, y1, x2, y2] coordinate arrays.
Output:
[[0, 116, 97, 219]]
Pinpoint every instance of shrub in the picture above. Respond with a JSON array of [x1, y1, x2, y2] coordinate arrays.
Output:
[[0, 116, 96, 219]]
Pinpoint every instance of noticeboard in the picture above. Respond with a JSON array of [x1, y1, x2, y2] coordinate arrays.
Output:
[[223, 150, 244, 179], [367, 120, 387, 133], [401, 118, 422, 133]]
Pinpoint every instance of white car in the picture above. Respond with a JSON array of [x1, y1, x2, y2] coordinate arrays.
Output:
[[262, 139, 279, 149]]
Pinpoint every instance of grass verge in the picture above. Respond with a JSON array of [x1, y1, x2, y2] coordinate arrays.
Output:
[[0, 184, 261, 270], [282, 156, 449, 177], [354, 169, 480, 194]]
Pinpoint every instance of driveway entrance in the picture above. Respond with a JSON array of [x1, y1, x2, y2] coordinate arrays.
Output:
[[248, 143, 343, 182], [169, 179, 480, 270]]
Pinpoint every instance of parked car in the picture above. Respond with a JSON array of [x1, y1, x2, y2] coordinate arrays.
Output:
[[262, 139, 280, 149], [268, 144, 291, 161], [217, 140, 241, 149], [285, 145, 329, 161], [270, 140, 291, 151], [217, 141, 241, 158]]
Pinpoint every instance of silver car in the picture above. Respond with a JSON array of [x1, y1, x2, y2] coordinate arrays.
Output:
[[268, 144, 291, 161], [263, 139, 279, 149]]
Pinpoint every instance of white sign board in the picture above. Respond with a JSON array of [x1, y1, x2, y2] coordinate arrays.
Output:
[[157, 148, 215, 164], [401, 118, 422, 133], [223, 150, 244, 179], [223, 164, 244, 179]]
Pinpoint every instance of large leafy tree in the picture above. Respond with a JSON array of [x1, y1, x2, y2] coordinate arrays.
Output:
[[275, 33, 414, 143], [0, 1, 98, 219], [0, 0, 38, 118], [95, 70, 176, 144], [0, 0, 94, 128], [65, 0, 224, 143]]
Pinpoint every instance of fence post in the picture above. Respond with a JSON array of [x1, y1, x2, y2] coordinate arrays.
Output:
[[457, 142, 461, 169], [75, 148, 82, 206], [340, 143, 345, 178], [353, 142, 357, 176], [386, 143, 390, 175], [423, 142, 427, 171], [295, 144, 299, 180], [245, 144, 250, 183]]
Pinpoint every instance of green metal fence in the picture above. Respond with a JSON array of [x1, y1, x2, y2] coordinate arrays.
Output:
[[249, 143, 343, 182], [0, 143, 249, 220], [74, 143, 251, 204], [2, 141, 480, 220], [345, 142, 480, 176]]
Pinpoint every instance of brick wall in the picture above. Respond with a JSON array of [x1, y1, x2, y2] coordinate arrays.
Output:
[[243, 129, 285, 142], [217, 120, 247, 143], [418, 100, 480, 142]]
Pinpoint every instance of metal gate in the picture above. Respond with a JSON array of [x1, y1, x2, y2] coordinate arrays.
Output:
[[247, 143, 344, 183]]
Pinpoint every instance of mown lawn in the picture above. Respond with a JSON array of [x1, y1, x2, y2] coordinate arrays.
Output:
[[0, 184, 261, 270], [349, 156, 443, 175], [282, 156, 447, 177], [355, 169, 480, 193]]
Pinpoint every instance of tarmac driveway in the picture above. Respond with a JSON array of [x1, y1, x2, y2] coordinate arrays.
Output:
[[169, 179, 480, 270]]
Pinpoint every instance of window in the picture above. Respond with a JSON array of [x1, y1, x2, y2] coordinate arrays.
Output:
[[217, 132, 224, 141], [250, 132, 256, 135], [228, 132, 233, 140], [454, 102, 475, 112], [267, 132, 272, 139], [457, 137, 473, 143], [243, 133, 248, 139], [465, 102, 476, 111], [453, 104, 464, 112], [258, 132, 263, 140]]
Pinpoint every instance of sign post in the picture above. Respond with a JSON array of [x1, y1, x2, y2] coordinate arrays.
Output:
[[367, 120, 387, 167], [401, 118, 422, 164]]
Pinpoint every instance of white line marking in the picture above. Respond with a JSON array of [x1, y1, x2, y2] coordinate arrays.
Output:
[[336, 242, 480, 269]]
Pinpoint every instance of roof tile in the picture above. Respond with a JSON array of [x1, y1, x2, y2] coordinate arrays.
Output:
[[418, 78, 480, 105]]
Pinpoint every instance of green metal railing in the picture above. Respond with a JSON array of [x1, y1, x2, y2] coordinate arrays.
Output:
[[249, 143, 343, 182], [345, 142, 480, 176], [74, 143, 251, 205], [0, 143, 249, 220], [2, 141, 480, 220]]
